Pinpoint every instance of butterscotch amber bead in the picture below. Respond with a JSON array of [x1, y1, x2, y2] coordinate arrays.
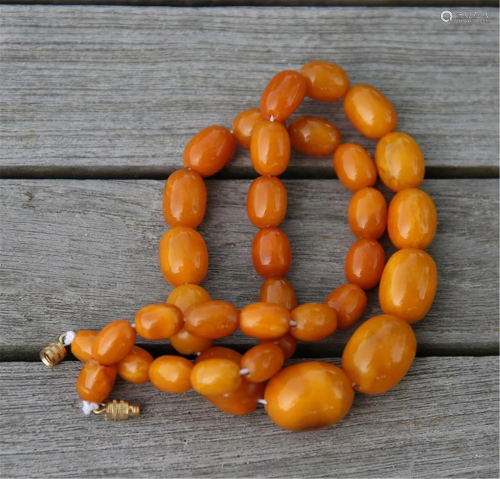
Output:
[[71, 330, 97, 363], [348, 187, 387, 240], [194, 347, 242, 365], [205, 379, 265, 416], [345, 239, 385, 290], [325, 283, 367, 330], [379, 248, 437, 323], [240, 343, 285, 383], [252, 227, 292, 278], [342, 315, 416, 394], [117, 346, 153, 384], [250, 120, 290, 176], [167, 284, 211, 314], [92, 320, 136, 366], [159, 226, 208, 286], [333, 143, 377, 192], [301, 61, 349, 102], [288, 116, 341, 157], [135, 303, 183, 340], [264, 362, 354, 431], [149, 356, 193, 393], [76, 359, 117, 403], [247, 176, 287, 228], [261, 332, 297, 360], [290, 303, 337, 341], [185, 300, 239, 339], [232, 108, 264, 149], [240, 302, 291, 340], [191, 358, 242, 396], [169, 327, 213, 355], [260, 277, 297, 311]]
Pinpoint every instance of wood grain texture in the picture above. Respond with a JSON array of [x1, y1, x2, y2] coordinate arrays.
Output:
[[0, 358, 498, 478], [0, 179, 498, 358], [0, 6, 498, 178]]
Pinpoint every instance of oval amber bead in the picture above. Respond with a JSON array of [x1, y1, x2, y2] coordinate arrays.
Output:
[[348, 187, 387, 240], [159, 226, 208, 286], [261, 332, 297, 360], [191, 358, 242, 396], [375, 132, 425, 192], [260, 277, 297, 311], [345, 239, 385, 290], [388, 188, 437, 249], [232, 108, 263, 149], [264, 362, 354, 431], [247, 176, 287, 228], [379, 248, 437, 323], [325, 283, 367, 330], [167, 284, 211, 314], [185, 300, 239, 339], [92, 320, 136, 366], [117, 346, 154, 384], [343, 84, 397, 140], [240, 343, 285, 383], [149, 356, 193, 393], [135, 303, 183, 340], [205, 379, 265, 416], [76, 359, 117, 403], [287, 116, 341, 157], [169, 327, 213, 355], [250, 120, 290, 176], [252, 227, 292, 278], [240, 302, 291, 340], [195, 346, 242, 365], [290, 303, 337, 341], [342, 315, 416, 394], [71, 330, 97, 363], [301, 61, 349, 102], [260, 70, 307, 122], [183, 126, 236, 177], [333, 143, 377, 192]]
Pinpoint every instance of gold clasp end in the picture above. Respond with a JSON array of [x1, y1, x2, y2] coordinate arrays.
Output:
[[40, 333, 68, 367], [93, 400, 140, 420]]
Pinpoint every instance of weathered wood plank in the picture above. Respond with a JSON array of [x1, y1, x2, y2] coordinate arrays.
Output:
[[0, 179, 498, 358], [0, 358, 498, 478], [0, 6, 498, 177]]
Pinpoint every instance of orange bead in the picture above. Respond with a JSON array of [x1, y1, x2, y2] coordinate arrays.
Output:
[[169, 327, 213, 355], [240, 343, 285, 383], [345, 239, 385, 290], [71, 330, 97, 363], [290, 303, 337, 341], [287, 116, 341, 157], [250, 120, 290, 176], [343, 84, 398, 140], [205, 379, 265, 416], [325, 283, 367, 330], [375, 132, 425, 192], [183, 126, 236, 177], [333, 143, 377, 192], [379, 248, 437, 323], [185, 300, 239, 339], [190, 358, 242, 396], [92, 319, 136, 366], [149, 355, 193, 393], [260, 70, 307, 122], [167, 284, 211, 314], [162, 169, 207, 228], [264, 362, 354, 431], [194, 346, 242, 365], [262, 332, 297, 360], [348, 187, 387, 240], [252, 227, 292, 278], [260, 277, 297, 311], [388, 188, 437, 249], [76, 359, 117, 403], [135, 303, 183, 340], [240, 302, 291, 340], [300, 61, 349, 102], [247, 176, 287, 228], [117, 346, 154, 384], [342, 315, 416, 394], [159, 226, 208, 286], [232, 108, 264, 149]]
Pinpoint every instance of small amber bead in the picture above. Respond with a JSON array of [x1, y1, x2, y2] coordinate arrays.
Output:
[[205, 379, 265, 416], [71, 330, 97, 363], [92, 319, 136, 366], [191, 358, 242, 396], [240, 343, 285, 383], [232, 108, 264, 149], [375, 132, 425, 192], [167, 284, 211, 314], [288, 116, 341, 157], [345, 238, 385, 290], [250, 120, 290, 176], [135, 303, 183, 340], [194, 347, 242, 365], [260, 277, 297, 311], [343, 84, 397, 140], [300, 61, 349, 102], [162, 169, 207, 229], [247, 176, 287, 228], [290, 303, 337, 341], [117, 346, 154, 384], [149, 356, 193, 393], [76, 359, 117, 403], [342, 315, 416, 394], [159, 226, 208, 286], [261, 332, 297, 360], [388, 188, 437, 249], [348, 187, 387, 240], [185, 300, 239, 339], [379, 248, 437, 323], [325, 283, 367, 330], [260, 70, 307, 122], [252, 227, 292, 278], [240, 302, 291, 340], [183, 126, 236, 177], [333, 143, 377, 192], [169, 327, 213, 355], [264, 362, 354, 431]]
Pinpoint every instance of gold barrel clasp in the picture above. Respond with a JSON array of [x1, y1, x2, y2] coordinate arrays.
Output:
[[93, 400, 140, 420], [40, 333, 69, 367]]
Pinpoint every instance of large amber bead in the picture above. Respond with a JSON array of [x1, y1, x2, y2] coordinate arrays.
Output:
[[167, 284, 211, 314], [205, 379, 265, 416], [240, 343, 285, 383], [260, 277, 297, 311], [191, 358, 242, 396], [333, 143, 377, 192], [348, 187, 387, 240], [264, 362, 354, 431], [240, 302, 291, 340], [76, 359, 117, 402], [185, 300, 239, 339], [232, 108, 263, 149], [71, 330, 97, 363], [287, 116, 341, 157], [290, 303, 338, 341], [247, 176, 287, 228], [345, 239, 385, 290], [300, 61, 349, 102], [135, 303, 183, 340], [252, 227, 292, 278], [169, 327, 213, 355], [379, 249, 437, 323], [250, 120, 290, 176], [92, 320, 136, 366], [342, 315, 416, 394], [325, 283, 367, 330], [149, 356, 193, 393], [159, 226, 208, 286], [117, 346, 153, 384]]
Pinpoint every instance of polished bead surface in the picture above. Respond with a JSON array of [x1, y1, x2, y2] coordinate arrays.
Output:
[[348, 187, 387, 240], [149, 356, 193, 393], [167, 284, 211, 314], [261, 332, 297, 360], [250, 120, 290, 176], [117, 346, 154, 384], [260, 277, 297, 311], [325, 283, 367, 330], [92, 319, 136, 366], [379, 248, 438, 323], [240, 343, 285, 383], [300, 61, 349, 102], [342, 314, 416, 394], [76, 359, 117, 402], [135, 303, 183, 340], [252, 227, 292, 278], [232, 108, 263, 149], [191, 358, 242, 396], [287, 116, 341, 157], [240, 302, 291, 340], [333, 143, 377, 192], [264, 362, 354, 431], [194, 346, 242, 365], [185, 300, 239, 339], [345, 238, 385, 290], [169, 327, 213, 355], [71, 330, 97, 363], [290, 303, 337, 341], [205, 379, 265, 416], [247, 176, 287, 229]]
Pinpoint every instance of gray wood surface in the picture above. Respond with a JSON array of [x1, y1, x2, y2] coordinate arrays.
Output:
[[0, 6, 498, 178]]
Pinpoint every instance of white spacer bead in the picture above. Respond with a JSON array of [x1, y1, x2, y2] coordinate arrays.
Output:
[[82, 401, 99, 415], [257, 399, 267, 406], [63, 331, 76, 346], [239, 368, 250, 376], [289, 320, 297, 327]]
